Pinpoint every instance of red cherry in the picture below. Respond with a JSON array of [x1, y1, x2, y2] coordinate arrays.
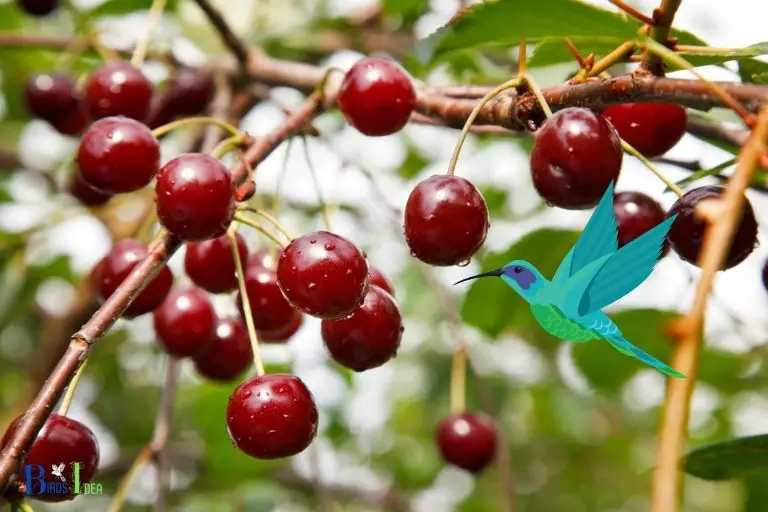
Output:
[[68, 172, 113, 207], [257, 309, 304, 343], [404, 175, 489, 266], [24, 73, 80, 123], [153, 287, 216, 358], [194, 318, 253, 382], [249, 247, 279, 269], [50, 104, 90, 137], [436, 412, 497, 474], [77, 116, 160, 194], [84, 61, 153, 121], [613, 191, 669, 255], [16, 0, 59, 16], [337, 57, 416, 136], [321, 285, 403, 371], [155, 153, 236, 241], [236, 257, 297, 332], [277, 231, 370, 319], [530, 107, 622, 209], [184, 232, 249, 294], [93, 239, 174, 318], [226, 373, 319, 459], [369, 265, 395, 297], [602, 102, 687, 158], [89, 256, 107, 293], [0, 414, 99, 502], [146, 67, 215, 129]]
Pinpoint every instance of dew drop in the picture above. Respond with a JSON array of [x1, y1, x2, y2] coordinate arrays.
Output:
[[457, 258, 471, 267]]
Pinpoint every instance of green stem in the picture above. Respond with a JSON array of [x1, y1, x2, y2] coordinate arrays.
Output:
[[57, 359, 89, 416], [130, 0, 169, 67], [234, 213, 287, 248], [107, 447, 153, 512], [151, 116, 242, 140], [450, 345, 467, 414], [522, 73, 553, 118], [235, 206, 294, 241], [211, 135, 246, 159], [621, 139, 684, 197]]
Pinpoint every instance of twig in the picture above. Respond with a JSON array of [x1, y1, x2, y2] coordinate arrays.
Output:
[[191, 0, 250, 68], [609, 0, 655, 25], [641, 0, 683, 74]]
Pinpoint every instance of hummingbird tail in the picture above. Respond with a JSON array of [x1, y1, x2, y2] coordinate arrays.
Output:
[[604, 335, 686, 379]]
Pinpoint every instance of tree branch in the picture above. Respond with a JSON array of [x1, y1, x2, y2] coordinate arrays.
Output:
[[190, 0, 249, 68], [642, 0, 684, 74]]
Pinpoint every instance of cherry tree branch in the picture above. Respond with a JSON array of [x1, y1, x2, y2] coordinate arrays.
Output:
[[642, 0, 684, 74], [190, 0, 249, 68]]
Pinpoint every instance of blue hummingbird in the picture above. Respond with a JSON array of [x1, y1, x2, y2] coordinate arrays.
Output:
[[455, 182, 685, 379]]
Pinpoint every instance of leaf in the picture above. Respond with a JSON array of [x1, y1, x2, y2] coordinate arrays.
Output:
[[684, 434, 768, 481], [670, 158, 736, 190], [381, 0, 429, 23], [87, 0, 179, 17], [739, 58, 768, 84]]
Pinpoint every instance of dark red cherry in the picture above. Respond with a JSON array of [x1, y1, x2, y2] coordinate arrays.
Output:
[[226, 373, 319, 459], [321, 285, 403, 371], [602, 102, 687, 158], [667, 186, 758, 270], [77, 116, 160, 194], [436, 412, 497, 474], [155, 153, 236, 241], [50, 104, 90, 136], [145, 67, 215, 129], [84, 61, 153, 121], [16, 0, 59, 16], [0, 414, 98, 502], [530, 107, 622, 209], [194, 318, 253, 382], [613, 191, 669, 255], [89, 256, 107, 293], [24, 73, 80, 123], [236, 257, 297, 332], [277, 231, 369, 319], [369, 265, 395, 297], [93, 238, 174, 317], [404, 175, 489, 266], [258, 310, 304, 343], [184, 232, 249, 294], [337, 57, 417, 136], [68, 171, 113, 207], [153, 287, 216, 358]]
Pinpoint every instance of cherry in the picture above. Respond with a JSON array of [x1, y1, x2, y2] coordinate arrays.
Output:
[[613, 191, 669, 255], [369, 265, 395, 297], [236, 257, 297, 332], [153, 287, 216, 358], [68, 171, 113, 207], [404, 175, 489, 266], [667, 186, 758, 270], [321, 285, 403, 371], [277, 231, 369, 319], [258, 309, 304, 343], [16, 0, 59, 16], [146, 67, 215, 129], [0, 414, 99, 502], [93, 238, 174, 318], [530, 107, 623, 209], [84, 61, 153, 121], [155, 153, 236, 241], [602, 102, 687, 158], [185, 232, 249, 294], [77, 116, 160, 194], [337, 57, 417, 136], [194, 318, 253, 381], [436, 412, 497, 474], [24, 73, 81, 124], [226, 373, 319, 459], [50, 104, 90, 137]]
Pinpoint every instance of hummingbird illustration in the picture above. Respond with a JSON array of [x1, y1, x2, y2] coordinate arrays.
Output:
[[455, 181, 685, 379]]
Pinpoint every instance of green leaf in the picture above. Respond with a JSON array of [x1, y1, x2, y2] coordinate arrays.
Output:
[[670, 158, 736, 190], [739, 58, 768, 84], [684, 434, 768, 481], [87, 0, 179, 17]]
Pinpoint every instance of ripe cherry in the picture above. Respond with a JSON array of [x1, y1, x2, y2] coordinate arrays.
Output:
[[84, 61, 153, 121], [185, 232, 249, 294], [93, 238, 174, 318], [0, 414, 99, 502], [530, 107, 623, 209], [226, 373, 319, 459], [24, 73, 80, 123], [236, 257, 297, 332], [602, 102, 687, 158], [337, 57, 417, 136], [369, 265, 395, 297], [613, 191, 669, 255], [321, 285, 403, 371], [155, 153, 235, 241], [404, 175, 489, 266], [146, 67, 215, 129], [16, 0, 59, 16], [68, 171, 113, 207], [194, 318, 253, 382], [153, 287, 216, 358], [77, 116, 160, 194], [258, 309, 304, 343], [667, 186, 758, 270], [436, 412, 497, 474], [277, 231, 369, 319]]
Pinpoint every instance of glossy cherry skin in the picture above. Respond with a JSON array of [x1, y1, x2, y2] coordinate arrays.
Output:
[[321, 285, 403, 371], [530, 107, 623, 209], [155, 153, 236, 241], [84, 61, 153, 121], [667, 186, 758, 270], [184, 232, 249, 294], [602, 102, 687, 158], [93, 238, 174, 318], [369, 265, 395, 297], [258, 309, 304, 343], [68, 171, 113, 207], [0, 414, 99, 502], [436, 412, 497, 474], [153, 287, 216, 358], [194, 318, 253, 382], [277, 231, 370, 319], [226, 373, 319, 459], [16, 0, 59, 16], [337, 57, 417, 136], [613, 191, 669, 255], [237, 257, 297, 332], [404, 175, 489, 266], [146, 67, 215, 128], [77, 116, 160, 194], [24, 73, 80, 123]]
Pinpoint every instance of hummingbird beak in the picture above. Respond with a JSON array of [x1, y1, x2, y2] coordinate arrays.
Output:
[[453, 268, 504, 285]]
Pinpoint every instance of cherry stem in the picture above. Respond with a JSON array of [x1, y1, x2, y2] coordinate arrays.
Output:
[[56, 359, 88, 417], [316, 66, 345, 99], [106, 446, 153, 512], [234, 213, 288, 248], [518, 40, 527, 76], [211, 134, 247, 160], [608, 0, 655, 25], [235, 206, 294, 241], [576, 41, 636, 81], [563, 38, 587, 69], [620, 139, 685, 197], [130, 0, 169, 67], [152, 117, 243, 140], [12, 502, 34, 512], [228, 227, 266, 377], [301, 136, 333, 231], [450, 345, 467, 414], [446, 76, 523, 176], [522, 73, 553, 119]]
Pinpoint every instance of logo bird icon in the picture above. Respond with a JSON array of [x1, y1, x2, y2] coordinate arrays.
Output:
[[51, 463, 66, 482], [455, 181, 685, 379]]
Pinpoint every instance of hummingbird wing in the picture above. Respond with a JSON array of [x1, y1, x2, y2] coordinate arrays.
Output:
[[552, 181, 618, 284]]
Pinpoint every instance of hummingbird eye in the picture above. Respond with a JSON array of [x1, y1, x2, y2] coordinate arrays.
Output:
[[513, 266, 522, 273]]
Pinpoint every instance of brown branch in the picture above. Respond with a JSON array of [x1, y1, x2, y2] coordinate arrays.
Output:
[[650, 106, 768, 512], [190, 0, 250, 68], [642, 0, 683, 74], [608, 0, 655, 25]]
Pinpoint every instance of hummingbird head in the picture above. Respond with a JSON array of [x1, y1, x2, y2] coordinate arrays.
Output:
[[453, 259, 544, 298]]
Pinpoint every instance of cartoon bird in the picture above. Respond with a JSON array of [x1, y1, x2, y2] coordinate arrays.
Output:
[[454, 181, 685, 379], [51, 463, 66, 482]]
